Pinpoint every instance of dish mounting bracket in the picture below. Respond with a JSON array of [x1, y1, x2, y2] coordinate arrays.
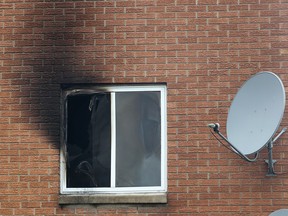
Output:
[[209, 123, 287, 176], [265, 127, 287, 176]]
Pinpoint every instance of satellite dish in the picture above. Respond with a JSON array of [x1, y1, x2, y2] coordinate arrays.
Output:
[[227, 72, 286, 155], [208, 72, 287, 176], [269, 209, 288, 216]]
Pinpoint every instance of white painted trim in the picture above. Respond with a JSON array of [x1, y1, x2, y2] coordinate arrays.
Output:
[[60, 93, 68, 194], [161, 87, 168, 191], [61, 186, 166, 194], [110, 92, 116, 188], [66, 85, 166, 94]]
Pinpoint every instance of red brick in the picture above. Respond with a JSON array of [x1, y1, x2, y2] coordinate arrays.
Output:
[[0, 209, 13, 215]]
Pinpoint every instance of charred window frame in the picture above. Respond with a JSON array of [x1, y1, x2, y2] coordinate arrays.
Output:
[[60, 84, 167, 195]]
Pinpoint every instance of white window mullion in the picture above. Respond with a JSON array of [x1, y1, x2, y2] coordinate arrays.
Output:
[[110, 92, 116, 188]]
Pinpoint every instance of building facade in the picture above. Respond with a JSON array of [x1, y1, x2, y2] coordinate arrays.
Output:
[[1, 0, 288, 215]]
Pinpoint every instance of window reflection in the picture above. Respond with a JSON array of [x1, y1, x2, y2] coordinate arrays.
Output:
[[116, 92, 161, 187]]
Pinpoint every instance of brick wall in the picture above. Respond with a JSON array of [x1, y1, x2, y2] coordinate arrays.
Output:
[[1, 0, 288, 215]]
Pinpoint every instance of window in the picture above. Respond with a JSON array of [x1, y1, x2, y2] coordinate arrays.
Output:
[[60, 84, 167, 202]]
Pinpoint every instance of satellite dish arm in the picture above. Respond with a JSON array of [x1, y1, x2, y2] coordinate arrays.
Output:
[[272, 127, 287, 143], [209, 123, 258, 162]]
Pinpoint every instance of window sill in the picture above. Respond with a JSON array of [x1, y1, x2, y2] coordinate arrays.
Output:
[[59, 193, 167, 204]]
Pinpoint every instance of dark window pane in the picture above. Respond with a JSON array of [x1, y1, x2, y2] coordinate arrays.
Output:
[[115, 92, 161, 187], [66, 93, 111, 188], [89, 94, 111, 187]]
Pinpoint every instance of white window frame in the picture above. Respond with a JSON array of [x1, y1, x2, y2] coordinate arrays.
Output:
[[60, 84, 167, 195]]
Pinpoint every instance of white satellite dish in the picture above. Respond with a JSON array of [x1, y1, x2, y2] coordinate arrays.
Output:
[[227, 72, 286, 155], [208, 72, 286, 176], [269, 209, 288, 216]]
